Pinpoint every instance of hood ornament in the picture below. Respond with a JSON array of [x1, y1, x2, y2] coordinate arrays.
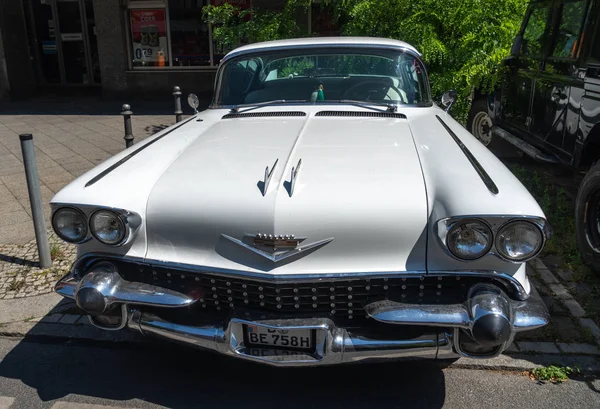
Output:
[[285, 158, 302, 197], [260, 159, 278, 196], [221, 232, 333, 263]]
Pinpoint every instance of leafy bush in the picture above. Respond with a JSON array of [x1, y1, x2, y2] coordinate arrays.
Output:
[[203, 0, 529, 121]]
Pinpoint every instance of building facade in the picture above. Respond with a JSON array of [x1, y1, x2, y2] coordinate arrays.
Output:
[[0, 0, 340, 101]]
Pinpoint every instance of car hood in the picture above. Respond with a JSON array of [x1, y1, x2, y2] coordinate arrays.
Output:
[[145, 114, 428, 274]]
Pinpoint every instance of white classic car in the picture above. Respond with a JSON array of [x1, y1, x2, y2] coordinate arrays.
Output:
[[52, 37, 549, 366]]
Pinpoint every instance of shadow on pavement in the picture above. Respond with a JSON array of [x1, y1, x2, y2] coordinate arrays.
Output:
[[0, 330, 448, 408]]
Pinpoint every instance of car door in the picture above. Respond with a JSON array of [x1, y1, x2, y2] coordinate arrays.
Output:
[[531, 0, 590, 161], [500, 2, 553, 133]]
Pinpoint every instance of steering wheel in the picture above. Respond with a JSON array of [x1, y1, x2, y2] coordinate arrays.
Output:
[[341, 80, 406, 102]]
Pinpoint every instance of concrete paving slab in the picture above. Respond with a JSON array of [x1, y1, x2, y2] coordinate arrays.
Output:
[[0, 292, 63, 323]]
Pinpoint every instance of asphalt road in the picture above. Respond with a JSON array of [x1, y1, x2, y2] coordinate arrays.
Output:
[[0, 336, 598, 409]]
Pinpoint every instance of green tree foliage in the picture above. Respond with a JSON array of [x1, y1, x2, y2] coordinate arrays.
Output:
[[203, 0, 529, 120]]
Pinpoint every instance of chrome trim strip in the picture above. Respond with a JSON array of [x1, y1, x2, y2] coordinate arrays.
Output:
[[221, 234, 333, 262], [365, 300, 470, 328], [84, 115, 197, 188], [220, 43, 423, 64], [68, 253, 530, 300], [436, 115, 499, 195]]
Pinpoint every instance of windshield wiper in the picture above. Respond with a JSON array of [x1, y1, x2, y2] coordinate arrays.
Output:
[[230, 99, 308, 114], [333, 99, 399, 113]]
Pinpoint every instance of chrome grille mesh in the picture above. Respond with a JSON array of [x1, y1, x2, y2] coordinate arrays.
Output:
[[118, 263, 490, 320]]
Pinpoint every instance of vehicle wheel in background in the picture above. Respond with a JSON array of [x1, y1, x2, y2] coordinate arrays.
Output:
[[467, 99, 495, 146], [467, 99, 520, 157], [576, 161, 600, 272]]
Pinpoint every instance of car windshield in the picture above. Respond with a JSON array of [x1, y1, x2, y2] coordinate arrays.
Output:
[[213, 47, 431, 107]]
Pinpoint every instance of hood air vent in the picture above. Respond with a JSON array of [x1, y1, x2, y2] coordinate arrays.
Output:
[[222, 111, 306, 119], [316, 111, 407, 119]]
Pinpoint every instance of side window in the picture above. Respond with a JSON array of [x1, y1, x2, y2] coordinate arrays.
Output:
[[551, 0, 588, 58], [521, 6, 551, 57]]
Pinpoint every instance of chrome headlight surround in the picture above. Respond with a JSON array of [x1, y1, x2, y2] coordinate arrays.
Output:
[[446, 219, 493, 260], [51, 204, 141, 246], [89, 210, 128, 246], [495, 220, 544, 262], [51, 207, 89, 244], [437, 216, 549, 263]]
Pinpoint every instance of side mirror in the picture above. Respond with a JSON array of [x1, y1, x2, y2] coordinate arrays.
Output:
[[187, 93, 200, 114], [510, 34, 523, 56], [441, 90, 458, 112]]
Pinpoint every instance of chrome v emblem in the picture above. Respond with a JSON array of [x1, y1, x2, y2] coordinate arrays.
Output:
[[260, 159, 278, 196], [221, 232, 333, 262]]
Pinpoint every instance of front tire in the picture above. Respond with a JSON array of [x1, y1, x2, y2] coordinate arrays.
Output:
[[576, 161, 600, 271]]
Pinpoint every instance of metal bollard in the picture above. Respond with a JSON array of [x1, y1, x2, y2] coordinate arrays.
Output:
[[173, 85, 183, 123], [19, 134, 52, 269], [121, 104, 134, 149]]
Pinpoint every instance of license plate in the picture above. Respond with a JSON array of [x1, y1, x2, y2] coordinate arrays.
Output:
[[245, 324, 314, 351]]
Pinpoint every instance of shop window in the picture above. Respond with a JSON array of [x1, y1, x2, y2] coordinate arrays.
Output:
[[551, 0, 587, 59], [128, 0, 251, 69], [169, 0, 212, 66], [129, 6, 169, 67], [521, 6, 550, 57]]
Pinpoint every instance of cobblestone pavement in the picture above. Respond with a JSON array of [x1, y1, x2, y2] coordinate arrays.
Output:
[[0, 231, 75, 299], [0, 97, 182, 245]]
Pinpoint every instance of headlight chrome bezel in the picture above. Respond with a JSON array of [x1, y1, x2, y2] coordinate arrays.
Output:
[[438, 216, 549, 263], [89, 209, 128, 246], [446, 219, 493, 261], [51, 206, 89, 244], [495, 220, 544, 262], [51, 204, 140, 247]]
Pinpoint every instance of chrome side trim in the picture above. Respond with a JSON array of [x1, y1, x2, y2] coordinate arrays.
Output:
[[84, 115, 198, 187], [436, 115, 499, 195]]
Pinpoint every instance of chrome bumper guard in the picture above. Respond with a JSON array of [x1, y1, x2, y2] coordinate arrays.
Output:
[[55, 269, 549, 366]]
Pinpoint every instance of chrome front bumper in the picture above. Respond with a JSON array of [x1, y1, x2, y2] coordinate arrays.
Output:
[[55, 266, 549, 366], [128, 312, 452, 366]]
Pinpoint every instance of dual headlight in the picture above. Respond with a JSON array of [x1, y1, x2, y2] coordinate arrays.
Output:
[[52, 207, 127, 245], [445, 219, 544, 262]]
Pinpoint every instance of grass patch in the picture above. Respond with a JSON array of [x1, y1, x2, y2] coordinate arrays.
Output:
[[50, 244, 65, 261], [23, 316, 35, 322], [7, 280, 25, 292], [509, 165, 590, 277], [530, 365, 579, 383]]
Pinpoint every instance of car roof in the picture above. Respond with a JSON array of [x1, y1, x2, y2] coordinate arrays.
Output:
[[222, 37, 421, 62]]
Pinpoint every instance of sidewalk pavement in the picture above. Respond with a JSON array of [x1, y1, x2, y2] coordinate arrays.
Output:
[[0, 96, 188, 245]]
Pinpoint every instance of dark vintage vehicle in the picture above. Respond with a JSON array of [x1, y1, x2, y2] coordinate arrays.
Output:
[[468, 0, 600, 270]]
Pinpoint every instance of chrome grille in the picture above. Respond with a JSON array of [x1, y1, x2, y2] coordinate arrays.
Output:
[[117, 263, 489, 320]]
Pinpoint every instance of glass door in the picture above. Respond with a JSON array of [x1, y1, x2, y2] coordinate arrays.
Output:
[[56, 0, 89, 83]]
